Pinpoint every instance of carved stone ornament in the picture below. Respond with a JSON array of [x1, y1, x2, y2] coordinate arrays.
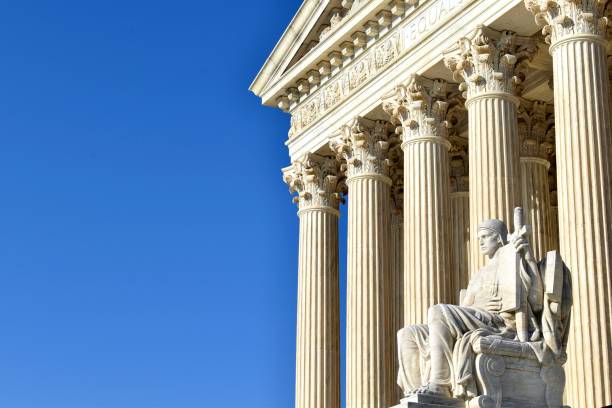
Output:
[[282, 153, 343, 211], [382, 75, 453, 143], [444, 25, 538, 99], [289, 33, 401, 139], [518, 100, 555, 160], [319, 8, 347, 41], [329, 117, 395, 180], [525, 0, 609, 45]]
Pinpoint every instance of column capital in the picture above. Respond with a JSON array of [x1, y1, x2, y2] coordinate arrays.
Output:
[[382, 75, 461, 148], [443, 25, 537, 99], [330, 117, 396, 183], [518, 99, 555, 161], [525, 0, 609, 46], [283, 153, 344, 213]]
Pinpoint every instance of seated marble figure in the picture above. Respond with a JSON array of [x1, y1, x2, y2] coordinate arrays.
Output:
[[397, 210, 572, 407]]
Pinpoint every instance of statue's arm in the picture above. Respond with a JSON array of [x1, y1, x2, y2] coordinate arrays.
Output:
[[514, 237, 544, 312], [526, 257, 544, 312]]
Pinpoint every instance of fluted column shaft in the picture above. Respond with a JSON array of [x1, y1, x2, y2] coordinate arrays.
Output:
[[331, 119, 394, 408], [284, 156, 342, 408], [526, 1, 612, 404], [296, 208, 340, 408], [347, 175, 392, 408], [383, 75, 454, 324], [552, 36, 612, 408], [403, 136, 452, 323], [520, 157, 552, 260], [466, 95, 521, 272], [450, 192, 470, 303]]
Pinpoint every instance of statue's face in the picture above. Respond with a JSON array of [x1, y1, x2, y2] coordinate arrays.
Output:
[[477, 228, 503, 257]]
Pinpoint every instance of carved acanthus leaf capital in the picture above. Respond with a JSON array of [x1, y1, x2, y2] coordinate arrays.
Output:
[[382, 75, 457, 143], [518, 100, 555, 160], [444, 25, 537, 99], [330, 117, 396, 180], [283, 153, 343, 211], [525, 0, 609, 45]]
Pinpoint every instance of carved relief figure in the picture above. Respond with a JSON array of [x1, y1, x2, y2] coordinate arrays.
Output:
[[397, 208, 572, 407]]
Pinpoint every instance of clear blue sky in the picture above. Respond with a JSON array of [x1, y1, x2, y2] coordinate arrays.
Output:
[[0, 2, 350, 407]]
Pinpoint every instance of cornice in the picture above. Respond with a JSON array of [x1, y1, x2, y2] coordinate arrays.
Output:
[[250, 0, 328, 97], [258, 0, 392, 107]]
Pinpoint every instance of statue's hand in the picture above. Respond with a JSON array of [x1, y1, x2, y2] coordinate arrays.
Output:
[[509, 234, 529, 253], [482, 296, 503, 313], [509, 233, 536, 264]]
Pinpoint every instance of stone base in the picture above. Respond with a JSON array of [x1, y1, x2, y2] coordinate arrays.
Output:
[[390, 394, 464, 408]]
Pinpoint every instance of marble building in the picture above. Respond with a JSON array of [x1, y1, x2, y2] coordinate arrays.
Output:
[[250, 0, 612, 407]]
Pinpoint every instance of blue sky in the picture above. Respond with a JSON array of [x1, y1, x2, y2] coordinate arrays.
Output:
[[0, 2, 351, 407]]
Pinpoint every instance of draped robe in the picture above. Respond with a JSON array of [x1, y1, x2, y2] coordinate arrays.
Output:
[[397, 244, 545, 398]]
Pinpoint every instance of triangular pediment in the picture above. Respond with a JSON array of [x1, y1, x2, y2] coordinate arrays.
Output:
[[250, 0, 366, 100]]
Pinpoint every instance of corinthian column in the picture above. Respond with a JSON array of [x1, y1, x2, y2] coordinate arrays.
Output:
[[518, 100, 555, 260], [449, 134, 470, 303], [383, 75, 453, 324], [283, 154, 342, 408], [526, 1, 612, 406], [444, 26, 537, 274], [331, 118, 394, 408]]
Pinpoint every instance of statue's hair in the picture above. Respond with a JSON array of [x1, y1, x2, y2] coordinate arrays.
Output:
[[477, 219, 508, 244]]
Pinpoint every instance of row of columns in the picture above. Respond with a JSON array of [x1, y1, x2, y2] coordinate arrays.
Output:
[[284, 1, 612, 406]]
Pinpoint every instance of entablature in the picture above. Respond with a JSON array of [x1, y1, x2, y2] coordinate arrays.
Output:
[[286, 0, 476, 136], [285, 0, 542, 161]]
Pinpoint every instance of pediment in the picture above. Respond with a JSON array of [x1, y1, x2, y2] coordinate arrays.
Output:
[[250, 0, 366, 100]]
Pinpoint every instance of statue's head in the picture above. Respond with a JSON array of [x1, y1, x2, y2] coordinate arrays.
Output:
[[477, 219, 508, 258]]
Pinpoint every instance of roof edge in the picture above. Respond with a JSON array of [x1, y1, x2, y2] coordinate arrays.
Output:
[[249, 0, 327, 98]]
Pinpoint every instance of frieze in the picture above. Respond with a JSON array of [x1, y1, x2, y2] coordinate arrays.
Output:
[[289, 33, 402, 138], [288, 0, 473, 139]]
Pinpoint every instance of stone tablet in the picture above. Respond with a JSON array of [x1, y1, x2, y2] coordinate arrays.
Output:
[[544, 250, 563, 303], [497, 244, 521, 313]]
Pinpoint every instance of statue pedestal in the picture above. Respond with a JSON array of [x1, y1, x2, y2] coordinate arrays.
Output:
[[391, 394, 464, 408]]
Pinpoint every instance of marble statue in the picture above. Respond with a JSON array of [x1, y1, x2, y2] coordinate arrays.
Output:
[[396, 208, 572, 408]]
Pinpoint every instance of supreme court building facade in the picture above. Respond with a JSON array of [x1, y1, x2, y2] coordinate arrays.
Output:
[[250, 0, 612, 407]]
